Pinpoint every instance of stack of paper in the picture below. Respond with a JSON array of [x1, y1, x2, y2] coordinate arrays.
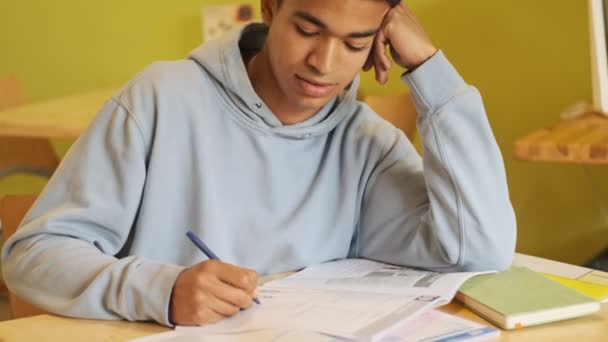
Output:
[[381, 309, 499, 342], [176, 258, 491, 341], [132, 309, 499, 342]]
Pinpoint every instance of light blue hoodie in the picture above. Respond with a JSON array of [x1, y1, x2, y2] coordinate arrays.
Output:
[[1, 24, 516, 326]]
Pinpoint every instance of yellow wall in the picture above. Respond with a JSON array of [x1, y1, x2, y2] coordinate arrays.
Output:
[[1, 0, 607, 264]]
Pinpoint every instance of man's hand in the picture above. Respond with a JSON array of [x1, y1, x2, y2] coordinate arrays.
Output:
[[364, 3, 438, 84], [170, 260, 258, 326]]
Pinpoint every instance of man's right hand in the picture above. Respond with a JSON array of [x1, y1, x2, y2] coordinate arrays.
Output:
[[169, 260, 259, 326]]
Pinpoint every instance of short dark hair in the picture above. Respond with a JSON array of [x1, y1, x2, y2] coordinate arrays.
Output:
[[277, 0, 401, 8]]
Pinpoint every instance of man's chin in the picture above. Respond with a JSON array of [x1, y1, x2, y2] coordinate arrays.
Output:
[[294, 95, 334, 110]]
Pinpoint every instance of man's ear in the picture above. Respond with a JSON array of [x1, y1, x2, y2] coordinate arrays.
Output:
[[261, 0, 278, 25]]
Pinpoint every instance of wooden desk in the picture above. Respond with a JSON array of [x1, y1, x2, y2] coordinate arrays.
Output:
[[1, 302, 606, 341], [0, 87, 117, 139], [0, 314, 167, 341], [514, 113, 608, 164]]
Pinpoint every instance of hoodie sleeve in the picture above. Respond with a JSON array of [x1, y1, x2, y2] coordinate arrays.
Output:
[[354, 51, 516, 272], [0, 95, 184, 326]]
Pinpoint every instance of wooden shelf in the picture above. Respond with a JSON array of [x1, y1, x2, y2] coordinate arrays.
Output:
[[514, 112, 608, 164]]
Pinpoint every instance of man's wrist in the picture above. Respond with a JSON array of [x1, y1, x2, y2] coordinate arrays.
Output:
[[402, 50, 468, 115], [404, 47, 439, 71]]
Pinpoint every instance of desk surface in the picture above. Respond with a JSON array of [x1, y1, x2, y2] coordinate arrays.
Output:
[[514, 113, 608, 164], [0, 87, 117, 139], [1, 302, 606, 341]]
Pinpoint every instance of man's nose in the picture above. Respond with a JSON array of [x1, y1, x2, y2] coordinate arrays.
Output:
[[307, 39, 338, 75]]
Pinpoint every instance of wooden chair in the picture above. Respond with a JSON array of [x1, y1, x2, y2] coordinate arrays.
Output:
[[0, 74, 27, 109], [360, 92, 418, 141], [0, 194, 47, 318], [0, 74, 60, 179]]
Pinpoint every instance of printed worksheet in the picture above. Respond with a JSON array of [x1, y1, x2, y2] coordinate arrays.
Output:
[[265, 258, 491, 300], [178, 287, 441, 340], [175, 259, 490, 341]]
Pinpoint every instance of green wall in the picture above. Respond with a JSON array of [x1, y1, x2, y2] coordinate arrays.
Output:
[[1, 0, 606, 264]]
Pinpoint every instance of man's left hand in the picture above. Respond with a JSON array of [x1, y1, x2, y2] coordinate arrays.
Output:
[[364, 2, 438, 84]]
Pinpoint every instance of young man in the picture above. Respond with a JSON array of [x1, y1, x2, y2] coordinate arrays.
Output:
[[2, 0, 516, 327]]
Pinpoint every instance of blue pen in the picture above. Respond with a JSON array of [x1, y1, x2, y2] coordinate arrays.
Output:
[[186, 230, 261, 305]]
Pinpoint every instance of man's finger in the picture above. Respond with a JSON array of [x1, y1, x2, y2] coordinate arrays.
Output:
[[195, 307, 227, 325], [374, 59, 386, 84], [207, 294, 241, 317], [211, 279, 255, 309], [374, 30, 391, 84], [363, 48, 374, 71], [374, 50, 388, 84], [216, 264, 257, 292], [373, 36, 385, 83]]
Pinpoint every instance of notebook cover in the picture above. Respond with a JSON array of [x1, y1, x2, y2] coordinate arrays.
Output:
[[458, 267, 597, 317]]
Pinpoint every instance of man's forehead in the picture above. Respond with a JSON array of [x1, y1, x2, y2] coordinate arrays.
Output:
[[280, 0, 389, 15], [278, 0, 390, 7], [280, 0, 389, 36]]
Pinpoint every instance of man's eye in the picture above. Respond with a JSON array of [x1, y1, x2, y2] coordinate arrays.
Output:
[[295, 25, 318, 37], [345, 43, 367, 52]]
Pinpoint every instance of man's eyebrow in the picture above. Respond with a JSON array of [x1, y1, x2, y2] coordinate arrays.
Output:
[[348, 28, 379, 38], [293, 11, 379, 38], [294, 11, 327, 29]]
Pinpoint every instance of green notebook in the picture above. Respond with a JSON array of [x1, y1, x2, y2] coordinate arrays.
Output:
[[456, 267, 600, 330]]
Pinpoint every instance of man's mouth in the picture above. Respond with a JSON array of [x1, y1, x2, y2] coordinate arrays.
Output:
[[295, 75, 337, 98]]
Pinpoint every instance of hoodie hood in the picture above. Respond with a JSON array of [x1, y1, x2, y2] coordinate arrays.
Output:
[[189, 23, 360, 139]]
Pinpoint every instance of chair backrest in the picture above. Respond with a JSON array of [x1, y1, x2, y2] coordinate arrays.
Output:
[[0, 194, 48, 318], [0, 74, 27, 110], [360, 93, 418, 141], [0, 74, 59, 179], [0, 137, 60, 179]]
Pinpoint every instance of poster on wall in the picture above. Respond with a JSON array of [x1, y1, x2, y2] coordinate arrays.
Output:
[[202, 4, 255, 42]]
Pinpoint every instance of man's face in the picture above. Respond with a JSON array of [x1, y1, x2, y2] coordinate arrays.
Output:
[[262, 0, 389, 113]]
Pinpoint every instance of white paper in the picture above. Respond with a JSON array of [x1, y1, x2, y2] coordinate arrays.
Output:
[[512, 253, 592, 279], [265, 259, 490, 301], [178, 259, 488, 341], [178, 287, 440, 340], [129, 331, 191, 342], [143, 310, 499, 342], [380, 309, 500, 342], [512, 253, 608, 286], [130, 329, 338, 342]]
